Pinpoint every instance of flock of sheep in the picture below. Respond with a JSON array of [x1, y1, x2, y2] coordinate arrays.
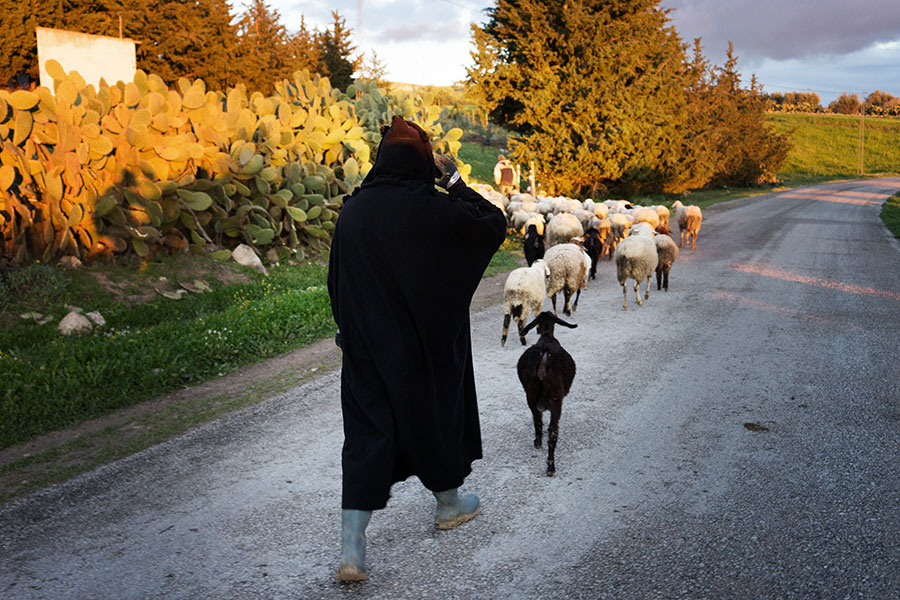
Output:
[[470, 183, 704, 476]]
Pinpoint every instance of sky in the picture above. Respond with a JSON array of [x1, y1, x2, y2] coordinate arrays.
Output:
[[257, 0, 900, 105]]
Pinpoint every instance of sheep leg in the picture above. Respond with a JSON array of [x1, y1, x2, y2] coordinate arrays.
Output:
[[550, 293, 558, 315], [690, 231, 698, 250], [501, 313, 511, 346], [634, 280, 642, 306], [531, 407, 543, 449], [516, 317, 528, 346], [563, 287, 573, 316], [546, 407, 560, 477], [621, 282, 628, 311], [644, 275, 652, 300], [656, 267, 663, 291], [663, 266, 670, 291], [679, 229, 685, 247], [571, 287, 582, 312]]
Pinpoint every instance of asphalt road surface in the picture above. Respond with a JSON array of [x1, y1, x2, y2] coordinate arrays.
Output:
[[2, 179, 899, 600]]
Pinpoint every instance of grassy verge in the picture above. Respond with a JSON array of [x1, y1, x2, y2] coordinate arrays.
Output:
[[882, 192, 900, 238], [0, 259, 335, 449], [0, 355, 337, 502]]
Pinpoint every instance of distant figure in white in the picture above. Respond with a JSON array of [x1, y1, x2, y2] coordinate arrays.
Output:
[[494, 154, 519, 195]]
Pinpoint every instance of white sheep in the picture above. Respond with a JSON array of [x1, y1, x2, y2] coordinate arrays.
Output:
[[544, 243, 589, 316], [654, 204, 670, 226], [671, 201, 702, 250], [546, 212, 584, 248], [606, 212, 631, 258], [501, 259, 550, 346], [591, 203, 610, 219], [614, 235, 658, 311], [631, 206, 660, 230], [572, 209, 596, 231], [627, 222, 656, 238]]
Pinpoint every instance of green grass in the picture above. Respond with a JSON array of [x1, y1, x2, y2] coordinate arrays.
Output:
[[882, 193, 900, 238], [459, 140, 503, 185], [0, 260, 335, 449], [767, 113, 900, 179]]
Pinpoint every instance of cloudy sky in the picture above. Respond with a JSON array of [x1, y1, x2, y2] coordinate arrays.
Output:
[[258, 0, 900, 104]]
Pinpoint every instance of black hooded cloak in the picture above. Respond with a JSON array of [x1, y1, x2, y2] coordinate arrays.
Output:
[[327, 118, 507, 511]]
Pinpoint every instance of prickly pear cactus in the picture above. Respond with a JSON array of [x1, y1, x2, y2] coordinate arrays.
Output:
[[0, 63, 471, 265]]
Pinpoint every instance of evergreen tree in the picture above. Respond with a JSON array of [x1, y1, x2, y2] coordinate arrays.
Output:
[[138, 0, 240, 90], [317, 10, 357, 92], [705, 43, 789, 187], [468, 0, 692, 196], [234, 0, 292, 92], [285, 16, 322, 75], [662, 38, 716, 193], [0, 1, 242, 91]]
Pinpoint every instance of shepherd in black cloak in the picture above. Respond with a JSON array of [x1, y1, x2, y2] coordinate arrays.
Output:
[[327, 116, 507, 581]]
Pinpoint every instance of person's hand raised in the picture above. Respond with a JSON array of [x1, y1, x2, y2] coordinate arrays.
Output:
[[434, 154, 462, 190]]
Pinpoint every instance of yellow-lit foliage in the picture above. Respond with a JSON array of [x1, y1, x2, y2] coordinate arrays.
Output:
[[0, 61, 465, 264]]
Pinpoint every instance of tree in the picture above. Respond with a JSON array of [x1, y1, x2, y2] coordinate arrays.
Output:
[[468, 0, 692, 196], [285, 16, 322, 75], [233, 0, 293, 92], [662, 38, 716, 193], [0, 1, 242, 91], [138, 0, 240, 90], [864, 90, 899, 115], [317, 10, 357, 92], [704, 43, 789, 187], [829, 93, 861, 115], [357, 49, 388, 87]]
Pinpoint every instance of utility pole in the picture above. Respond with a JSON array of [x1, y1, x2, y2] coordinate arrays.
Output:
[[858, 96, 866, 176]]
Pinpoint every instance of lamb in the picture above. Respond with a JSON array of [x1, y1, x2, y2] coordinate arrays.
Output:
[[546, 212, 584, 248], [516, 311, 577, 476], [544, 242, 589, 316], [671, 200, 703, 250], [523, 223, 545, 267], [501, 259, 550, 346], [614, 235, 659, 310], [653, 233, 679, 292]]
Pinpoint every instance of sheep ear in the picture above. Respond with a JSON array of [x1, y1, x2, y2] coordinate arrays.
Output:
[[521, 317, 540, 335], [553, 315, 577, 329]]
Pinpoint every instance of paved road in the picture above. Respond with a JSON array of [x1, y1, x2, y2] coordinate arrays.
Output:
[[2, 179, 899, 600]]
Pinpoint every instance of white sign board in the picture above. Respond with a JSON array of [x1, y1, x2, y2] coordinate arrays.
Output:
[[36, 27, 136, 89]]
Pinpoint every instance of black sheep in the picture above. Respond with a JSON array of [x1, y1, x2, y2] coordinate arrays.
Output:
[[523, 224, 545, 266], [582, 227, 604, 280], [516, 311, 577, 476]]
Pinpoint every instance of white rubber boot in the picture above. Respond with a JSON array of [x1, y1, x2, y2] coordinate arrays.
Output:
[[433, 488, 480, 530], [335, 509, 372, 582]]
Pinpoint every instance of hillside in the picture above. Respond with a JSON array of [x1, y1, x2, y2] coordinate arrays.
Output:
[[767, 113, 900, 181]]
